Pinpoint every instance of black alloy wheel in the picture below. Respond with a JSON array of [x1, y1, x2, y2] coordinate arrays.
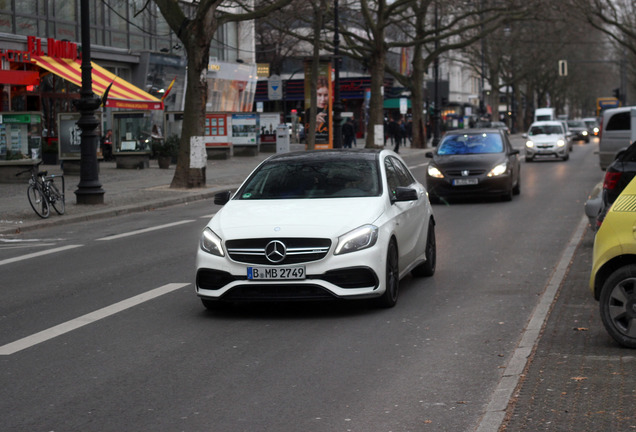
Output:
[[377, 239, 399, 308], [412, 219, 436, 277], [599, 265, 636, 348]]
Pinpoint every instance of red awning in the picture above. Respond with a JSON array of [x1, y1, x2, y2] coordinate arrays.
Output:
[[31, 55, 163, 110], [0, 70, 40, 86]]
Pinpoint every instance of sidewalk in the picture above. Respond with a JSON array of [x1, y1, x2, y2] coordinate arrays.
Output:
[[500, 226, 636, 431], [0, 143, 426, 236]]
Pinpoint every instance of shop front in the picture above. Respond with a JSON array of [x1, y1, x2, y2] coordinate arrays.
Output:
[[0, 36, 165, 178]]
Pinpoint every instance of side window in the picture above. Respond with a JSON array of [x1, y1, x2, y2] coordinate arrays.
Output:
[[384, 158, 401, 193], [606, 112, 630, 131], [390, 156, 415, 186]]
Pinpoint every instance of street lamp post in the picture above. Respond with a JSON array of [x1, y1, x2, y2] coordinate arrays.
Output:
[[332, 0, 343, 149], [432, 1, 441, 147], [74, 0, 104, 204]]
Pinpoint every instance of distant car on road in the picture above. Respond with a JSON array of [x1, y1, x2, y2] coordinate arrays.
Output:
[[425, 128, 521, 202], [196, 149, 436, 309], [523, 121, 569, 162], [598, 106, 634, 170], [583, 117, 600, 137], [566, 119, 590, 142], [590, 176, 636, 348], [594, 140, 636, 229]]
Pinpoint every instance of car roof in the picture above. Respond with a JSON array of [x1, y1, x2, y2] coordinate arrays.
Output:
[[265, 148, 384, 163], [447, 128, 503, 134], [530, 121, 563, 126]]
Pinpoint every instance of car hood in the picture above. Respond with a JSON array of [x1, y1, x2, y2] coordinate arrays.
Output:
[[528, 134, 565, 144], [208, 198, 385, 239], [432, 153, 507, 171]]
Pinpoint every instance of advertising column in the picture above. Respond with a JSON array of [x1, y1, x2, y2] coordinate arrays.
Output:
[[304, 61, 332, 149]]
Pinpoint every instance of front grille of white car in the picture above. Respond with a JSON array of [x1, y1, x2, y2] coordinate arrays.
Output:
[[226, 238, 332, 265]]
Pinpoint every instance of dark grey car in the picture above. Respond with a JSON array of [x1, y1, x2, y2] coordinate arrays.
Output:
[[425, 129, 521, 202]]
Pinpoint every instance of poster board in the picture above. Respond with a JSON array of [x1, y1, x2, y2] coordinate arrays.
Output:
[[230, 113, 258, 146]]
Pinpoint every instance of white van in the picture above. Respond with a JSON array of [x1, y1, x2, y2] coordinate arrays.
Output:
[[598, 106, 634, 170], [534, 108, 555, 122]]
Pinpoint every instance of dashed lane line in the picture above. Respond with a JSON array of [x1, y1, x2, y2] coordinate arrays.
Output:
[[0, 283, 190, 355], [0, 244, 83, 267], [95, 220, 195, 241]]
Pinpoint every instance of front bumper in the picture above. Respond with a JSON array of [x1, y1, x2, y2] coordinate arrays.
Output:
[[525, 145, 567, 158], [426, 174, 512, 199], [195, 243, 386, 302]]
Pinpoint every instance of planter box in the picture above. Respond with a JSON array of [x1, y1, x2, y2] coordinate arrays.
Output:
[[0, 159, 41, 183], [114, 152, 150, 169]]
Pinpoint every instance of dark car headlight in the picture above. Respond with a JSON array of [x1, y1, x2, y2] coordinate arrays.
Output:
[[487, 162, 508, 177], [427, 165, 444, 179]]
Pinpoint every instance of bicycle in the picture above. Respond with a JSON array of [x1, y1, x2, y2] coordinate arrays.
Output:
[[16, 162, 65, 218]]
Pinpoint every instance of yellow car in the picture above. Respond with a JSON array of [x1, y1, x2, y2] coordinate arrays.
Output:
[[590, 176, 636, 348]]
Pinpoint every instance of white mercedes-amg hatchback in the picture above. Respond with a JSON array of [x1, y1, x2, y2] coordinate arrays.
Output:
[[195, 149, 435, 308]]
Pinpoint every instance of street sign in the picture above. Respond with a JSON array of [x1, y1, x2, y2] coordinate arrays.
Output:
[[399, 97, 407, 114], [268, 74, 282, 100]]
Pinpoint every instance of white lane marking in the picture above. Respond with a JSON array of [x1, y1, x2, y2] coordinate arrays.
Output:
[[475, 215, 589, 432], [95, 220, 195, 241], [0, 244, 83, 267], [408, 162, 429, 169], [0, 283, 190, 355]]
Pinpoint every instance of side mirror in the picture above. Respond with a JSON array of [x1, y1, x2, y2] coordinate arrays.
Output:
[[509, 149, 520, 156], [425, 151, 434, 158], [392, 186, 418, 202], [214, 190, 232, 205], [522, 133, 528, 139]]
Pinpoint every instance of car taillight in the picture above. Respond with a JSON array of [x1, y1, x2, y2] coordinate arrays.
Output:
[[603, 171, 622, 190]]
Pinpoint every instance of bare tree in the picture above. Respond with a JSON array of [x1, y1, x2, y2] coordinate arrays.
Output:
[[153, 0, 292, 188]]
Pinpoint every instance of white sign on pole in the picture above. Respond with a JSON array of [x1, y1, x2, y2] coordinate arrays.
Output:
[[374, 124, 384, 147], [190, 136, 207, 169], [268, 74, 282, 100], [400, 98, 408, 114]]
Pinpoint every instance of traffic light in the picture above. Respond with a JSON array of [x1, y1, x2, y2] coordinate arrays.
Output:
[[612, 88, 620, 99]]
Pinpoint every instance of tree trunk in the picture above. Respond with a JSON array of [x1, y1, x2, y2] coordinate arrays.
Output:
[[170, 27, 210, 188]]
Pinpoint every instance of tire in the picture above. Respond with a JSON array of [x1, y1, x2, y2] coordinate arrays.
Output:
[[599, 265, 636, 348], [27, 184, 50, 218], [47, 180, 65, 215], [376, 239, 399, 308], [513, 174, 521, 195], [562, 153, 569, 161], [525, 156, 533, 162], [412, 220, 436, 277]]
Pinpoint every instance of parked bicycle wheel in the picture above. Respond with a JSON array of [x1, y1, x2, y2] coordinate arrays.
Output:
[[27, 184, 50, 218], [47, 180, 65, 215]]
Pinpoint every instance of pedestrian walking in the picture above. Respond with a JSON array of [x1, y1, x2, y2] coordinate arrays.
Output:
[[342, 118, 355, 148]]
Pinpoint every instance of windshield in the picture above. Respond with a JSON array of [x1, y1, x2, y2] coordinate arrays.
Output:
[[437, 133, 503, 155], [237, 158, 381, 199], [567, 121, 586, 128], [529, 125, 563, 135]]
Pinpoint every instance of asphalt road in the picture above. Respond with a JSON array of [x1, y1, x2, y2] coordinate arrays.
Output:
[[0, 138, 602, 432]]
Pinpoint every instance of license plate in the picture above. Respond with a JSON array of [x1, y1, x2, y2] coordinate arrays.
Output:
[[453, 178, 478, 186], [247, 266, 306, 280]]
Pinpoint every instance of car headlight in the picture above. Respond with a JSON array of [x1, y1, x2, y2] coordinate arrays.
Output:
[[487, 162, 508, 177], [427, 165, 444, 178], [335, 224, 378, 255], [593, 127, 599, 133], [557, 139, 565, 147], [582, 130, 588, 136], [525, 140, 535, 148], [200, 228, 224, 256]]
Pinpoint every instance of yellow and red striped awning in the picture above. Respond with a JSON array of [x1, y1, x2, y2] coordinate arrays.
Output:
[[31, 55, 163, 110]]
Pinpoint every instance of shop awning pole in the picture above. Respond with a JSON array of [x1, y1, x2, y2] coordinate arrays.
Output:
[[74, 0, 104, 205]]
